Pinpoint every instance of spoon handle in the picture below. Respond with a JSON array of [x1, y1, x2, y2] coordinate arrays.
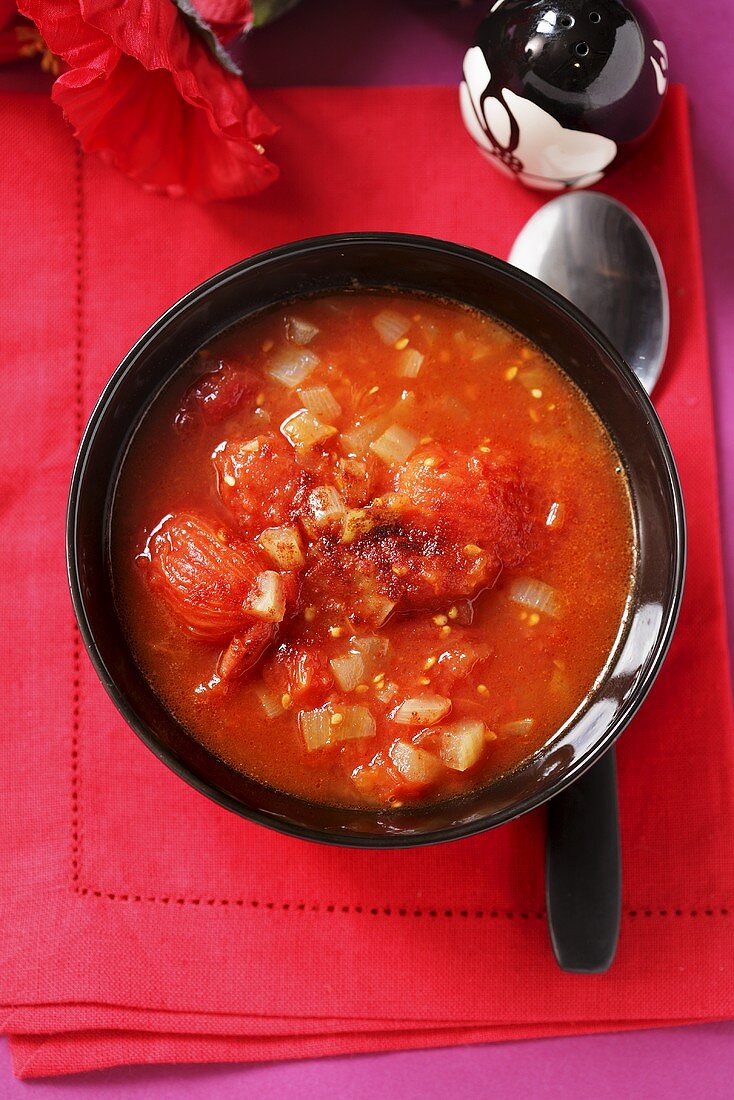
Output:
[[545, 750, 621, 973]]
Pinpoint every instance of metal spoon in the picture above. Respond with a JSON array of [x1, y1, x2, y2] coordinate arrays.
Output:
[[509, 192, 669, 973]]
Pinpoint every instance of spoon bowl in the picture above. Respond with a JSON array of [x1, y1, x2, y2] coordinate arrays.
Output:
[[510, 192, 669, 395]]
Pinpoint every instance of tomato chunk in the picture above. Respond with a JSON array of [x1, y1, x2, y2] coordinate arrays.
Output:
[[139, 512, 266, 640], [175, 361, 258, 433], [348, 523, 500, 608], [396, 446, 533, 566], [263, 641, 334, 706], [301, 445, 535, 612], [297, 445, 534, 622], [217, 623, 277, 682], [214, 434, 305, 535], [351, 754, 404, 803]]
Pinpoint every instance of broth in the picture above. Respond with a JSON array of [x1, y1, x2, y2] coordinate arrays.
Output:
[[111, 292, 634, 807]]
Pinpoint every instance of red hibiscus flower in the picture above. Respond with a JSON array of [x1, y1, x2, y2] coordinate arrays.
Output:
[[14, 0, 278, 201]]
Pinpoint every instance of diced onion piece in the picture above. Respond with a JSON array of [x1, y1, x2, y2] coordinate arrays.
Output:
[[362, 595, 396, 628], [341, 416, 388, 456], [517, 367, 547, 391], [341, 508, 374, 545], [297, 384, 342, 421], [371, 493, 411, 522], [309, 485, 347, 524], [337, 705, 376, 742], [438, 719, 486, 772], [351, 576, 396, 627], [300, 485, 347, 537], [392, 695, 451, 727], [299, 708, 332, 752], [255, 684, 285, 719], [248, 571, 286, 622], [500, 718, 535, 737], [389, 740, 443, 784], [396, 348, 424, 378], [545, 501, 566, 530], [300, 705, 376, 752], [374, 679, 399, 704], [286, 316, 320, 345], [373, 309, 410, 346], [330, 650, 366, 692], [390, 389, 417, 422], [335, 455, 370, 495], [256, 526, 305, 570], [509, 577, 561, 618], [281, 409, 338, 450], [419, 319, 440, 345], [352, 635, 390, 669], [267, 349, 319, 388], [370, 424, 420, 466]]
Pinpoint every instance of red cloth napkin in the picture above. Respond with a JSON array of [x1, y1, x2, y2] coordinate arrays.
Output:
[[1, 85, 733, 1080]]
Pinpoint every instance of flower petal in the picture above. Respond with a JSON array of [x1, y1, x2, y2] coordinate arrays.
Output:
[[55, 54, 277, 199], [77, 0, 276, 140], [17, 0, 278, 200]]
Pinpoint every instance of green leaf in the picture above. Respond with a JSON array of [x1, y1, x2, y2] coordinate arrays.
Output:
[[251, 0, 303, 28], [171, 0, 242, 76]]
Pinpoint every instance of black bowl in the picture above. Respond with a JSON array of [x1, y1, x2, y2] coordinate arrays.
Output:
[[67, 233, 685, 847]]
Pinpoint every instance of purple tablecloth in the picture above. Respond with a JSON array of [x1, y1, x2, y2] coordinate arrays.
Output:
[[2, 0, 732, 1093]]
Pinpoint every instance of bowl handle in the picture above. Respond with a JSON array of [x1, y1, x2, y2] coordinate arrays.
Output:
[[545, 749, 622, 973]]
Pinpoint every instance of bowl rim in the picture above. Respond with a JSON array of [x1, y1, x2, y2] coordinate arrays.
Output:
[[66, 230, 687, 848]]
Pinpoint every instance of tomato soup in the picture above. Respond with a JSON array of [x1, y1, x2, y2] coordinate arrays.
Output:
[[111, 292, 634, 808]]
